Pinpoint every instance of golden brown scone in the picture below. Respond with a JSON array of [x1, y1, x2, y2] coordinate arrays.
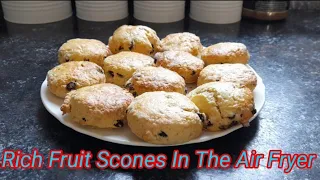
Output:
[[154, 51, 204, 83], [61, 83, 134, 128], [124, 66, 186, 97], [201, 42, 250, 65], [127, 91, 204, 145], [58, 38, 111, 67], [187, 82, 255, 132], [103, 51, 155, 87], [108, 25, 161, 55], [160, 32, 203, 57], [47, 61, 105, 98], [197, 64, 257, 90]]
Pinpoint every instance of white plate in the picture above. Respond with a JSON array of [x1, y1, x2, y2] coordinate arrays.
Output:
[[40, 65, 265, 147]]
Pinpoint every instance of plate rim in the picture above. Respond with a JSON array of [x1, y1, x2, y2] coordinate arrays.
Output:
[[40, 65, 265, 147]]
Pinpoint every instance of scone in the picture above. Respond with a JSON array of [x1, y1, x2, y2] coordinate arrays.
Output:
[[103, 51, 154, 87], [201, 42, 250, 65], [154, 51, 204, 83], [197, 63, 257, 90], [160, 32, 203, 57], [61, 83, 134, 128], [124, 66, 186, 96], [187, 82, 255, 132], [108, 25, 161, 55], [58, 38, 111, 67], [127, 91, 204, 145], [47, 61, 106, 98]]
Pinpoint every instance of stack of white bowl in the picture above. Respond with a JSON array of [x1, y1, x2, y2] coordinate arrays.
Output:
[[134, 1, 185, 23], [1, 1, 72, 24], [190, 1, 243, 24], [75, 1, 128, 22]]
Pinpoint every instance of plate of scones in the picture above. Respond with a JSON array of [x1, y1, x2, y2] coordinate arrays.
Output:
[[41, 25, 265, 146]]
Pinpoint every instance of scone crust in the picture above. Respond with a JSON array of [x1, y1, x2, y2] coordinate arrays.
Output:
[[201, 42, 250, 65], [187, 82, 255, 132], [60, 83, 134, 128], [124, 66, 186, 96], [154, 51, 204, 83], [103, 51, 155, 87], [160, 32, 203, 56], [127, 91, 203, 144], [108, 25, 161, 55], [197, 63, 257, 90], [58, 38, 111, 67], [47, 61, 106, 98]]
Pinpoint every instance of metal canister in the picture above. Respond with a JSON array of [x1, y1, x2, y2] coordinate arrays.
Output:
[[242, 0, 290, 21]]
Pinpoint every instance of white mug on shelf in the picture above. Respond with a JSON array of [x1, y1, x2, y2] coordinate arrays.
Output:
[[134, 1, 185, 23], [190, 1, 243, 24], [1, 1, 72, 24], [75, 1, 128, 22]]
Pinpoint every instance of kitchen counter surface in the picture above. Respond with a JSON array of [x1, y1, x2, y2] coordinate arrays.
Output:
[[0, 10, 319, 179]]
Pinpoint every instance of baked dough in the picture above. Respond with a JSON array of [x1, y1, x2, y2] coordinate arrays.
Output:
[[108, 25, 161, 55], [201, 42, 250, 65], [61, 83, 134, 128], [58, 38, 111, 67], [47, 61, 105, 98], [197, 63, 257, 90], [160, 32, 203, 57], [154, 51, 204, 83], [124, 66, 186, 96], [187, 82, 255, 132], [103, 51, 154, 87], [127, 91, 204, 145]]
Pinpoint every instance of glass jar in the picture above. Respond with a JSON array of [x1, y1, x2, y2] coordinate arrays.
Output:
[[242, 0, 290, 21]]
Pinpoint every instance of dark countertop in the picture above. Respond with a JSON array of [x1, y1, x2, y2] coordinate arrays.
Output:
[[0, 10, 319, 179]]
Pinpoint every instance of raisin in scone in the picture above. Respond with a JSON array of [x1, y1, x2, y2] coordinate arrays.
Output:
[[103, 51, 154, 87], [197, 63, 257, 90], [187, 82, 256, 132], [127, 91, 204, 145], [108, 25, 161, 55], [61, 83, 134, 128], [160, 32, 203, 57], [124, 66, 186, 97], [154, 51, 204, 83], [47, 61, 105, 98], [201, 42, 250, 65], [58, 38, 111, 67]]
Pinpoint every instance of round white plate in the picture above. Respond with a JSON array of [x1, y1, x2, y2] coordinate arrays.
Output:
[[40, 65, 265, 147]]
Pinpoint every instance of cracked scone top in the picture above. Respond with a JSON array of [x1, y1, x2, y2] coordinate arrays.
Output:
[[108, 25, 161, 55], [160, 32, 203, 57], [201, 42, 250, 65], [58, 38, 111, 67], [47, 61, 106, 98], [103, 51, 155, 87], [197, 63, 257, 90], [61, 83, 134, 128], [154, 51, 205, 83], [124, 66, 186, 97], [127, 91, 204, 145], [187, 82, 256, 132]]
